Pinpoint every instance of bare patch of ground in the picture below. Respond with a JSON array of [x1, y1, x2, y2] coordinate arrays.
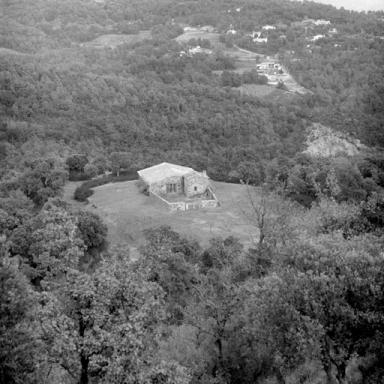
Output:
[[87, 180, 259, 250]]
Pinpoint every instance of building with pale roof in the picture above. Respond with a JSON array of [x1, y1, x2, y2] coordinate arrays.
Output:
[[137, 162, 219, 211]]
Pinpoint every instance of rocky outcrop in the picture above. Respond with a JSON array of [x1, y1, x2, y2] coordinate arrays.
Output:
[[303, 123, 366, 157]]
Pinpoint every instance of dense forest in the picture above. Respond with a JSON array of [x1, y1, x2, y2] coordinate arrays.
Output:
[[1, 0, 384, 383]]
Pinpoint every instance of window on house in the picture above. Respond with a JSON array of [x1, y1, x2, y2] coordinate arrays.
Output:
[[166, 183, 177, 193]]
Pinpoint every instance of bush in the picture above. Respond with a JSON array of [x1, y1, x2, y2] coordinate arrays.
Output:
[[135, 179, 149, 195], [66, 154, 89, 172], [69, 171, 92, 182], [276, 80, 288, 90], [74, 184, 94, 202]]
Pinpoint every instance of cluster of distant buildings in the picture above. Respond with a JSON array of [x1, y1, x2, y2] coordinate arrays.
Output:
[[238, 19, 337, 45], [179, 17, 340, 58]]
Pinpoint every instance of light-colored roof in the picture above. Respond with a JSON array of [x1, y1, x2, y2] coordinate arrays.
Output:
[[138, 162, 196, 184]]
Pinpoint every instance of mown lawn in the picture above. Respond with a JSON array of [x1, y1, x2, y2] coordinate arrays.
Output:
[[87, 180, 259, 253]]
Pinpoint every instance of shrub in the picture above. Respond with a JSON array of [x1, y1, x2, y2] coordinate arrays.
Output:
[[276, 80, 288, 91], [74, 184, 93, 202], [69, 171, 91, 182], [135, 179, 149, 195]]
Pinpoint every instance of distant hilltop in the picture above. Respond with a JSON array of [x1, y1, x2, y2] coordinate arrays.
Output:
[[296, 0, 384, 12]]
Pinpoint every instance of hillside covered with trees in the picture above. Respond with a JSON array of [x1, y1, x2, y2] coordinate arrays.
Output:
[[1, 0, 384, 383]]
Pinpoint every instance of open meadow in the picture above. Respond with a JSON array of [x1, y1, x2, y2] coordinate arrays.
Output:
[[175, 29, 222, 46], [81, 31, 151, 49], [86, 180, 259, 254]]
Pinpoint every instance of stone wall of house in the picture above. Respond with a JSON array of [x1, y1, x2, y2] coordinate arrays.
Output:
[[183, 172, 210, 197], [149, 175, 183, 196], [201, 199, 219, 208], [169, 201, 186, 211], [150, 190, 219, 211]]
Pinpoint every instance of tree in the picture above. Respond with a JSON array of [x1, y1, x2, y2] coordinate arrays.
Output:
[[92, 156, 110, 175], [200, 236, 243, 272], [9, 199, 85, 284], [221, 71, 242, 87], [83, 163, 98, 179], [228, 273, 321, 384], [76, 210, 107, 250], [237, 161, 264, 185], [139, 226, 200, 322], [65, 154, 89, 173], [181, 267, 241, 382], [38, 253, 167, 384], [16, 160, 68, 206], [109, 152, 131, 176], [0, 256, 41, 384], [280, 234, 384, 383], [241, 186, 299, 251], [0, 190, 34, 235]]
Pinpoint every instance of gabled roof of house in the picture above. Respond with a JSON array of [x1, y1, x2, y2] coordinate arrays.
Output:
[[138, 162, 197, 184]]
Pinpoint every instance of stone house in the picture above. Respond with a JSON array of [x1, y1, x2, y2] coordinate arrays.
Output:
[[137, 162, 219, 211]]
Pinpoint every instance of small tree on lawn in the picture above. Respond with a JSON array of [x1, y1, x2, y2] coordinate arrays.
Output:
[[109, 152, 130, 176]]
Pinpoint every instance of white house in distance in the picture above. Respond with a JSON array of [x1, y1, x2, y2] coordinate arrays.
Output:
[[250, 31, 268, 43], [262, 25, 276, 30], [310, 34, 326, 41], [137, 162, 219, 211], [314, 19, 331, 26], [227, 24, 237, 34], [188, 46, 213, 55]]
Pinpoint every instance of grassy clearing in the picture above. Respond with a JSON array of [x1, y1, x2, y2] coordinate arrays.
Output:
[[87, 180, 259, 252], [236, 84, 279, 97], [0, 47, 27, 56], [82, 31, 151, 49], [175, 30, 222, 46]]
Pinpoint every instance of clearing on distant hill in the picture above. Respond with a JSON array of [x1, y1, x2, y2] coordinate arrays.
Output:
[[81, 31, 151, 49], [175, 27, 222, 46], [236, 84, 278, 97]]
